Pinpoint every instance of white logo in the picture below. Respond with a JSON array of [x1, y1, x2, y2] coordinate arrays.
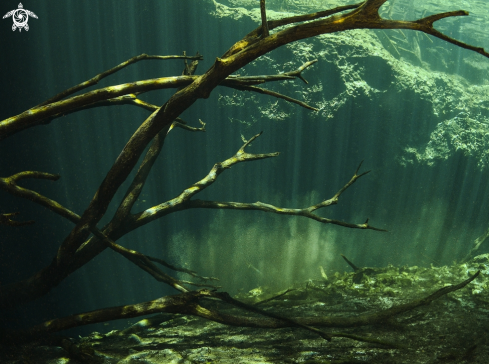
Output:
[[3, 3, 37, 32]]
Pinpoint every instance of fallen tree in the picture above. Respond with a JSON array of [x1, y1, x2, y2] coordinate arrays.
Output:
[[0, 0, 487, 357]]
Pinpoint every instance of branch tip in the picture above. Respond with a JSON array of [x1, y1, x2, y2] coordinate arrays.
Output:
[[355, 160, 364, 174], [242, 131, 263, 149], [358, 170, 371, 178], [0, 212, 35, 226]]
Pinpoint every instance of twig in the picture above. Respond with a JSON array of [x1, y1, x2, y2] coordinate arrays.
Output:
[[148, 256, 218, 281], [229, 84, 318, 111], [255, 288, 295, 305], [381, 30, 401, 57], [260, 0, 269, 38], [461, 227, 489, 263], [169, 118, 206, 134], [341, 254, 361, 272], [283, 59, 318, 84]]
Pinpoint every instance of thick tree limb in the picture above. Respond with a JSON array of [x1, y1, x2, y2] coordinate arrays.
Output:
[[8, 271, 479, 345], [35, 94, 158, 125], [34, 54, 206, 129], [223, 3, 364, 57]]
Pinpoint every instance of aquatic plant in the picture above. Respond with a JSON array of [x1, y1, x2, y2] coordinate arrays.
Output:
[[0, 0, 488, 359]]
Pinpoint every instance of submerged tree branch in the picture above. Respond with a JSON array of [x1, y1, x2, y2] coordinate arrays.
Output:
[[158, 161, 383, 231], [0, 168, 204, 293], [36, 53, 204, 107], [8, 271, 479, 345], [461, 227, 489, 263], [0, 126, 213, 300], [0, 131, 377, 309], [0, 212, 34, 226], [228, 84, 319, 111], [0, 61, 317, 140], [0, 0, 487, 328], [223, 3, 364, 57]]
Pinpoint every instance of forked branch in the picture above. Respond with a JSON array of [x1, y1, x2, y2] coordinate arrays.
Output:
[[178, 161, 383, 231], [0, 61, 317, 140], [37, 53, 204, 107], [0, 212, 34, 226], [0, 167, 212, 293]]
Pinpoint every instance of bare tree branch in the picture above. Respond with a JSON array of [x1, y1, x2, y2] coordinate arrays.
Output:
[[223, 3, 364, 57], [130, 132, 279, 226], [140, 160, 382, 231], [36, 53, 204, 107], [0, 172, 76, 222], [461, 227, 489, 263], [0, 212, 34, 226], [0, 61, 317, 140], [0, 130, 374, 307], [0, 130, 213, 295], [0, 169, 200, 292], [10, 271, 479, 344], [0, 0, 485, 322], [227, 84, 319, 111]]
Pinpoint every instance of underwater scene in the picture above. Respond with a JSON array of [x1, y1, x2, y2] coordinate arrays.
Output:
[[1, 0, 489, 362]]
